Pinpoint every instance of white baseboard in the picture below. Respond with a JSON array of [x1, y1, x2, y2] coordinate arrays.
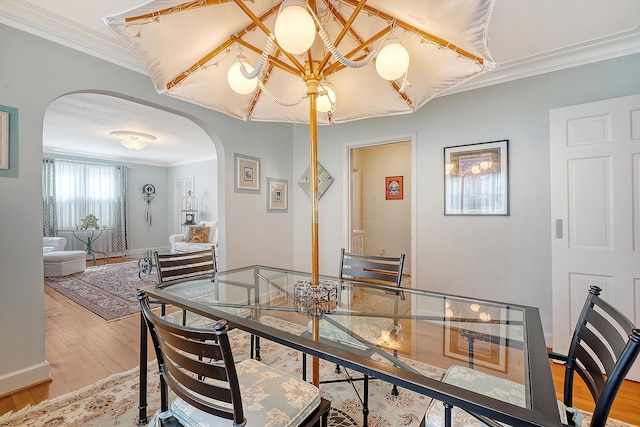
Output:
[[0, 361, 51, 396]]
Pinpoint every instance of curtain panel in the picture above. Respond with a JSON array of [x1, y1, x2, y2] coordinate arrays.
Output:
[[42, 158, 130, 253]]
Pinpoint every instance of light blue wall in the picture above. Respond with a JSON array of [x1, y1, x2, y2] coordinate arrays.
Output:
[[0, 23, 294, 393], [2, 18, 640, 394], [292, 53, 640, 339]]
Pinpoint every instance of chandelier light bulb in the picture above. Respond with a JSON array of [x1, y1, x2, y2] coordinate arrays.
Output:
[[376, 37, 410, 81], [227, 57, 258, 95], [316, 82, 337, 113], [275, 0, 316, 55]]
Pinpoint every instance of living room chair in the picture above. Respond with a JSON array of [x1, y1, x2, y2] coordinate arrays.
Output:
[[139, 294, 331, 427], [421, 285, 640, 427]]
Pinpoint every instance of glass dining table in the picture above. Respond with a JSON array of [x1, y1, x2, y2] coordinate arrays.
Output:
[[137, 265, 562, 427]]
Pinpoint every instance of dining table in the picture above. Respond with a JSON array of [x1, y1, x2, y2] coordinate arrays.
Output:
[[136, 265, 562, 427]]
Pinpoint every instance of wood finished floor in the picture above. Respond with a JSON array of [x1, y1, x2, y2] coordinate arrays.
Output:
[[1, 259, 639, 425]]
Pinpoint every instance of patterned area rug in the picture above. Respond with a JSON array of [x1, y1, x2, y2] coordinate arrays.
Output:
[[0, 329, 635, 427], [0, 330, 425, 427], [44, 261, 156, 321]]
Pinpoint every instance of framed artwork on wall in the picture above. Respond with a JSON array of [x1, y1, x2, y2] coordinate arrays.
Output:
[[234, 153, 260, 193], [298, 162, 334, 200], [444, 140, 509, 215], [385, 176, 403, 200], [0, 110, 9, 170], [267, 178, 288, 212]]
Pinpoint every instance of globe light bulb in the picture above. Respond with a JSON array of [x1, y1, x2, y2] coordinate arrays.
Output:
[[227, 57, 258, 95], [275, 0, 316, 55], [376, 37, 410, 81], [316, 83, 337, 113]]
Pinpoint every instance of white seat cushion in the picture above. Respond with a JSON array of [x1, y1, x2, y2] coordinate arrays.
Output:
[[423, 365, 525, 427], [150, 359, 320, 427]]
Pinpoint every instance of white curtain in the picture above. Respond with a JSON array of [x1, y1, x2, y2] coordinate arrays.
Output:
[[44, 158, 129, 254]]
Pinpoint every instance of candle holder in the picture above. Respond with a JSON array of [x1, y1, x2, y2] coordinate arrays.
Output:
[[293, 280, 338, 317]]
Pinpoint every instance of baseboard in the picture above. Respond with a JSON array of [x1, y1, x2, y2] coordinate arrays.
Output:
[[0, 361, 51, 397]]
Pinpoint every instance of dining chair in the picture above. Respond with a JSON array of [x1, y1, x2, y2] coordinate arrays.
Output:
[[139, 294, 331, 427], [339, 248, 406, 287], [421, 285, 640, 427], [154, 246, 262, 360], [301, 248, 406, 424], [153, 247, 217, 327], [154, 246, 217, 288]]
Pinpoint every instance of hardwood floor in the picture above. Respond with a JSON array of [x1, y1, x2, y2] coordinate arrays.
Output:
[[1, 261, 639, 425]]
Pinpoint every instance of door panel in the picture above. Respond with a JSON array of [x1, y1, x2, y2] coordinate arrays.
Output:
[[550, 94, 640, 381]]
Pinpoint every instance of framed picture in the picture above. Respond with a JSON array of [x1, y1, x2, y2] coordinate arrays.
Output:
[[267, 178, 288, 212], [443, 299, 507, 372], [298, 162, 334, 200], [444, 140, 509, 215], [234, 153, 260, 193], [0, 110, 9, 170], [385, 176, 403, 200]]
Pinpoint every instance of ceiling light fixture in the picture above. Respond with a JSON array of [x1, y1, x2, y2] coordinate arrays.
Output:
[[110, 131, 156, 150]]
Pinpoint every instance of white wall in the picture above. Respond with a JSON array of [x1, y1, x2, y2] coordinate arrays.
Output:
[[292, 53, 640, 338]]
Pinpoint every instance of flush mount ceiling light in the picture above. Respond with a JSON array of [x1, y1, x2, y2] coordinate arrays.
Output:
[[110, 131, 156, 150]]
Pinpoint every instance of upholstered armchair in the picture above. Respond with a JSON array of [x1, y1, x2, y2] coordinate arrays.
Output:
[[169, 220, 218, 253]]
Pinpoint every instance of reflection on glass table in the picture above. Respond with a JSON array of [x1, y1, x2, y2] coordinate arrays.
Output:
[[138, 265, 560, 427]]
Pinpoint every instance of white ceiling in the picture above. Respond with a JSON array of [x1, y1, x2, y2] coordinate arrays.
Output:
[[1, 0, 639, 166]]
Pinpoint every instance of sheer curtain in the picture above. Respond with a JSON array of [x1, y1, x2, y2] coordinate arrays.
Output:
[[42, 158, 129, 254]]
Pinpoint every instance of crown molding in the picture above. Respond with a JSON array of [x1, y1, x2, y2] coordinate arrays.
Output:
[[0, 0, 146, 74]]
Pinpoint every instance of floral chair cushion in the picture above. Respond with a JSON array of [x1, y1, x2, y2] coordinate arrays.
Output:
[[423, 365, 525, 427], [149, 359, 321, 427]]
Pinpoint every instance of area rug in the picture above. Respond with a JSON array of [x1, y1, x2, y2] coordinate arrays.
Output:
[[44, 261, 156, 321], [0, 330, 634, 427]]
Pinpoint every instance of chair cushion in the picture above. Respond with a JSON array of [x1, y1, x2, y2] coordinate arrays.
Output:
[[423, 365, 525, 427], [164, 359, 321, 427]]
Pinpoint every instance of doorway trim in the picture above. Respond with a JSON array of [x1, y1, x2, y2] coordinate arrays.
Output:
[[343, 132, 417, 281]]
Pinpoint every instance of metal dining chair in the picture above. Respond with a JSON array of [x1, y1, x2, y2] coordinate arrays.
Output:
[[421, 285, 640, 427], [302, 248, 406, 425], [139, 294, 331, 427]]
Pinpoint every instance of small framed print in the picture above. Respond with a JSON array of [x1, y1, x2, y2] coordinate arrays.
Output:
[[234, 153, 260, 193], [0, 110, 9, 170], [385, 176, 403, 200], [267, 178, 288, 212]]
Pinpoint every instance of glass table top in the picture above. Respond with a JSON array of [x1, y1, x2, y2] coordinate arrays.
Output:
[[141, 265, 560, 426]]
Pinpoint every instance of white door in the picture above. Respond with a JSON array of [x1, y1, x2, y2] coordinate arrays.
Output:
[[550, 93, 640, 381]]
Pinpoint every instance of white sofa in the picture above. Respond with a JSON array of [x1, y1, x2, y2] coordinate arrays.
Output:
[[170, 221, 218, 253], [43, 237, 86, 277]]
